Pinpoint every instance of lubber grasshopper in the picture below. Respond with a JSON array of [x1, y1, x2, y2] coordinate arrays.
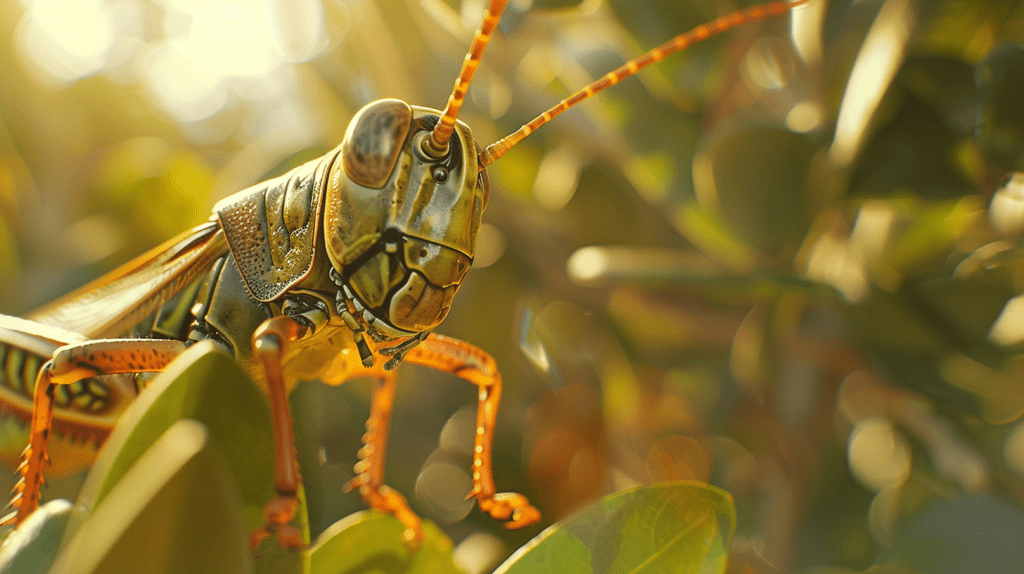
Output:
[[1, 0, 805, 550]]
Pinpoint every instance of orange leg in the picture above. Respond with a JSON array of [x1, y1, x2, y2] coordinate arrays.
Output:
[[404, 333, 540, 529], [344, 371, 423, 547], [248, 316, 308, 551], [7, 339, 185, 525]]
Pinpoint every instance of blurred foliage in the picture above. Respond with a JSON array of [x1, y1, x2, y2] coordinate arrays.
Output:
[[2, 0, 1024, 572]]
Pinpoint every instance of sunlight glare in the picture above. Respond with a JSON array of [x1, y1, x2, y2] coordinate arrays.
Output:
[[990, 172, 1024, 239], [164, 0, 280, 78], [17, 0, 117, 82], [785, 100, 824, 133], [848, 418, 911, 491], [804, 233, 869, 302], [267, 0, 328, 62], [532, 143, 581, 211], [989, 294, 1024, 347], [139, 0, 307, 124], [567, 246, 609, 284], [830, 0, 914, 168], [140, 42, 229, 124]]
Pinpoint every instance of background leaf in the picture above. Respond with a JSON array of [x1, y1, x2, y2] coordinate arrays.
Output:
[[877, 495, 1024, 574], [494, 481, 735, 574]]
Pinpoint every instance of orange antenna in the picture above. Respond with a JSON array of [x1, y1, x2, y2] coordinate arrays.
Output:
[[425, 0, 509, 157], [479, 0, 807, 168]]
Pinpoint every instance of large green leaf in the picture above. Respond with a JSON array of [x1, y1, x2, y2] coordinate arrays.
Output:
[[494, 481, 736, 574], [57, 342, 307, 574], [64, 341, 278, 536], [696, 124, 816, 258], [46, 419, 252, 574]]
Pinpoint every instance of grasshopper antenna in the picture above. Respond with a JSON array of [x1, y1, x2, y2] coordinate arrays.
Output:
[[479, 0, 808, 168], [424, 0, 509, 158]]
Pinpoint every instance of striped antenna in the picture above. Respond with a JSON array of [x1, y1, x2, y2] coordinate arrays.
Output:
[[425, 0, 509, 157], [478, 0, 807, 168]]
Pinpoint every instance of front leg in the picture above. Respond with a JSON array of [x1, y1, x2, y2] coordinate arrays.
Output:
[[247, 315, 308, 551], [404, 333, 540, 529]]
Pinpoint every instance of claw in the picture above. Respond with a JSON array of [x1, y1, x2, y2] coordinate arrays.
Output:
[[478, 492, 541, 529], [275, 525, 305, 550], [358, 484, 423, 551], [248, 527, 271, 554], [343, 473, 367, 493], [249, 494, 304, 554], [264, 494, 299, 524], [505, 503, 542, 529], [400, 523, 424, 553]]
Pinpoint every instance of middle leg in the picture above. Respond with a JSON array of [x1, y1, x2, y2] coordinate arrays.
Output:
[[344, 370, 423, 546]]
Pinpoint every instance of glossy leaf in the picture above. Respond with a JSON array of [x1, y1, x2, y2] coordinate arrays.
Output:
[[309, 511, 460, 574], [65, 341, 278, 535], [0, 499, 72, 574], [494, 481, 736, 574], [58, 342, 306, 574], [47, 420, 252, 574]]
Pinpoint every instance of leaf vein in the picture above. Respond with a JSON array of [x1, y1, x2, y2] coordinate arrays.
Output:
[[626, 505, 716, 574]]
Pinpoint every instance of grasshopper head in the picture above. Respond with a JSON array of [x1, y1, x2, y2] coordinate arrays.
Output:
[[324, 99, 489, 339]]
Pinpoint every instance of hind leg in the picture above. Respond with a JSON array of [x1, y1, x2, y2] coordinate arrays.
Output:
[[8, 339, 184, 524]]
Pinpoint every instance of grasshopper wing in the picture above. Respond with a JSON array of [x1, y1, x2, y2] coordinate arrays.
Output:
[[28, 221, 228, 339]]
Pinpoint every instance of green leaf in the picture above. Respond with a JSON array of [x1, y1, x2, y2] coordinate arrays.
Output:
[[0, 499, 72, 574], [56, 341, 308, 573], [309, 511, 461, 574], [46, 420, 253, 574], [494, 481, 736, 574], [878, 495, 1024, 574], [696, 124, 816, 259], [66, 341, 278, 536]]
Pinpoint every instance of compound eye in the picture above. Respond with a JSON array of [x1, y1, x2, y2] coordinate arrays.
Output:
[[342, 99, 413, 189]]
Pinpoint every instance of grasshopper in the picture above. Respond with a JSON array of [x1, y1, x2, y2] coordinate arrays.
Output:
[[1, 0, 805, 549]]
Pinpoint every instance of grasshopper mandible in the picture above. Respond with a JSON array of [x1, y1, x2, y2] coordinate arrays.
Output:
[[1, 0, 805, 549]]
